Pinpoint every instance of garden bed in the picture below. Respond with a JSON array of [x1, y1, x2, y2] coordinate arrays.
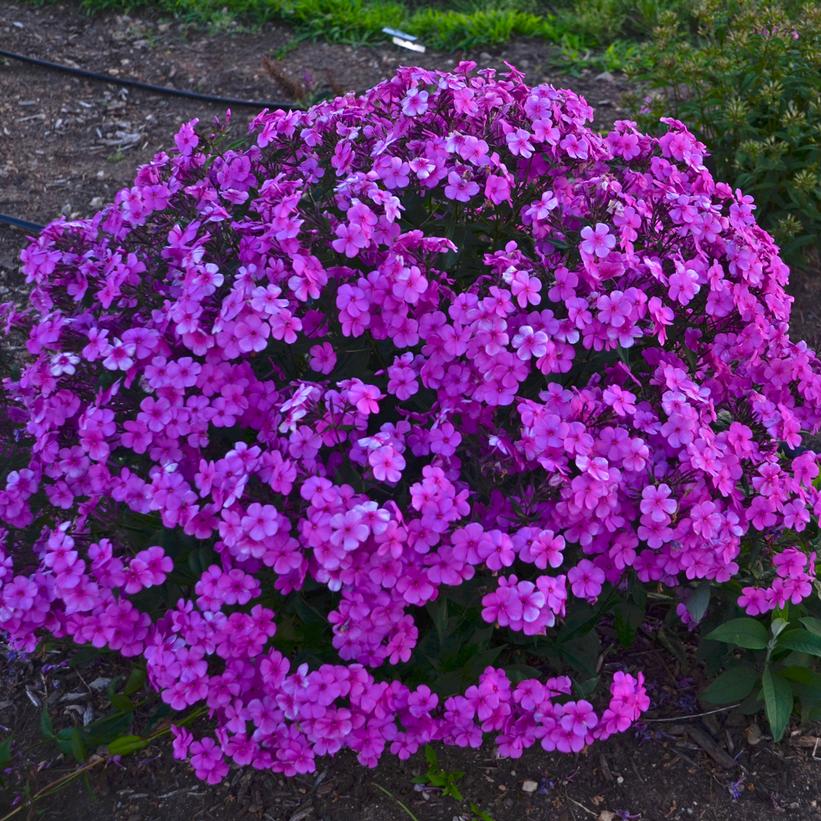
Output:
[[0, 0, 631, 269], [4, 629, 820, 820], [1, 3, 820, 820]]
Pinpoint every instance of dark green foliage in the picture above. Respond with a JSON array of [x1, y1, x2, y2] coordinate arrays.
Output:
[[632, 0, 821, 270], [700, 605, 821, 741]]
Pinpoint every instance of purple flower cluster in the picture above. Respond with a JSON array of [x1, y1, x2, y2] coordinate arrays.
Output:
[[1, 63, 820, 780], [738, 546, 817, 615]]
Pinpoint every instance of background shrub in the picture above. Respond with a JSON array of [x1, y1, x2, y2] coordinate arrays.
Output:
[[632, 0, 821, 269]]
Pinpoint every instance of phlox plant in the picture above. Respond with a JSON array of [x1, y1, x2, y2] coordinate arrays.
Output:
[[1, 63, 821, 784]]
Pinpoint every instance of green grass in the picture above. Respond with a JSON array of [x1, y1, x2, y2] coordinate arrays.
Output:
[[27, 0, 642, 54], [406, 6, 560, 52], [46, 0, 548, 50], [24, 0, 691, 67]]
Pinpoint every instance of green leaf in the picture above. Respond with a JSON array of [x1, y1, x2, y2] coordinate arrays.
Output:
[[615, 601, 644, 647], [559, 629, 601, 676], [0, 737, 11, 768], [55, 729, 73, 757], [779, 665, 821, 686], [372, 783, 421, 821], [470, 804, 495, 821], [770, 618, 789, 639], [445, 782, 463, 801], [107, 734, 149, 756], [69, 645, 106, 669], [504, 663, 542, 684], [776, 629, 821, 658], [83, 712, 132, 747], [109, 694, 135, 714], [702, 665, 758, 704], [781, 666, 821, 708], [122, 667, 147, 696], [574, 675, 600, 700], [686, 584, 711, 623], [145, 701, 172, 729], [705, 617, 768, 649], [426, 598, 448, 647], [55, 727, 86, 762], [68, 728, 87, 763], [800, 617, 821, 638], [40, 710, 55, 739], [762, 667, 793, 742]]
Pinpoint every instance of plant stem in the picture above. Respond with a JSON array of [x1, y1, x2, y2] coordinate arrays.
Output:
[[372, 783, 421, 821], [0, 756, 106, 821]]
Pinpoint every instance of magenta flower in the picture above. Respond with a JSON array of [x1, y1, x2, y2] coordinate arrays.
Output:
[[506, 128, 535, 158], [521, 530, 565, 570], [668, 264, 701, 305], [242, 503, 280, 541], [485, 174, 511, 205], [507, 269, 542, 308], [640, 484, 677, 523], [102, 338, 135, 371], [512, 325, 549, 360], [737, 586, 773, 615], [401, 88, 429, 117], [444, 171, 480, 202], [174, 119, 200, 155], [330, 510, 370, 552], [345, 380, 383, 415], [171, 725, 194, 760], [309, 342, 337, 375], [560, 132, 589, 159], [580, 223, 616, 259], [190, 738, 229, 785], [568, 560, 605, 601], [369, 445, 405, 483], [559, 699, 598, 736], [50, 352, 79, 376]]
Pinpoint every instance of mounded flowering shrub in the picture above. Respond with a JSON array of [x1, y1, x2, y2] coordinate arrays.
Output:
[[2, 63, 821, 780]]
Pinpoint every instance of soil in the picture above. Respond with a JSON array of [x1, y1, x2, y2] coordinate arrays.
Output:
[[0, 2, 820, 819], [2, 634, 821, 821]]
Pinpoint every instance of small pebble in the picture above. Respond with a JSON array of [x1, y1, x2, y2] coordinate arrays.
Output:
[[522, 779, 538, 793], [746, 723, 762, 745]]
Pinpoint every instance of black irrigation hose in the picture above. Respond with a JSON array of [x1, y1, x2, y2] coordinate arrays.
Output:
[[0, 213, 45, 233], [0, 48, 305, 233], [0, 48, 303, 111]]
